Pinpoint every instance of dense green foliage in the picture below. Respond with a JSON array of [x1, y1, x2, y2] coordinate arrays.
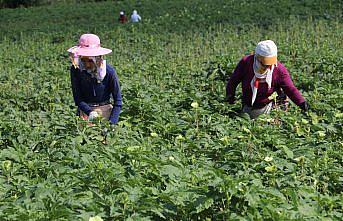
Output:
[[0, 0, 56, 8], [0, 0, 104, 9], [0, 0, 342, 220]]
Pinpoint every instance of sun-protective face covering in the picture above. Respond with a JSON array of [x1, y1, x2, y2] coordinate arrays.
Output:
[[251, 55, 275, 106]]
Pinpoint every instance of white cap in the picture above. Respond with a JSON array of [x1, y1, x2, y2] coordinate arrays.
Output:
[[255, 40, 277, 65], [255, 40, 277, 57], [120, 11, 124, 15]]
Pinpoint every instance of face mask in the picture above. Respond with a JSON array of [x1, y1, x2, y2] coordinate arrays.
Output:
[[79, 56, 106, 82], [79, 58, 96, 74], [253, 57, 270, 75]]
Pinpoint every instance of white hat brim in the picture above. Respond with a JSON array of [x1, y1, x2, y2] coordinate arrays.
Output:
[[67, 46, 112, 56]]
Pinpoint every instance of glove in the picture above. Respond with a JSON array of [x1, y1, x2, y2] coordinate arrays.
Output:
[[88, 111, 99, 121], [299, 101, 309, 112], [225, 96, 235, 104]]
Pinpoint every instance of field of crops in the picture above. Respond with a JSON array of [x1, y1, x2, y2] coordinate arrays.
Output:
[[0, 0, 342, 220]]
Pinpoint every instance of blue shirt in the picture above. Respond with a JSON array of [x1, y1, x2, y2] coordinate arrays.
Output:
[[70, 64, 122, 124]]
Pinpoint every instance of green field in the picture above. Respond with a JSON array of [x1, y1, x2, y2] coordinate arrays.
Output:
[[0, 0, 342, 220]]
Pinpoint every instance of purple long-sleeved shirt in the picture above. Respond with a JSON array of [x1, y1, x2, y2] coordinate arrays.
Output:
[[226, 55, 305, 108], [70, 64, 122, 124]]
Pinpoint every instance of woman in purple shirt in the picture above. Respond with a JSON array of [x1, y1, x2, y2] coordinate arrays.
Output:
[[67, 33, 122, 124], [226, 40, 309, 119]]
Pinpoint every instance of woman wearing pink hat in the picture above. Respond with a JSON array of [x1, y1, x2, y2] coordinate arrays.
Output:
[[68, 33, 122, 124], [226, 40, 309, 119]]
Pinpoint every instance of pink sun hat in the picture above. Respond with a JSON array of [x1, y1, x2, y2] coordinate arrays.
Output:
[[67, 33, 112, 57]]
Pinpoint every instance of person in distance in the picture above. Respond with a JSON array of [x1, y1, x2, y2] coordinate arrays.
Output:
[[118, 11, 128, 24], [67, 33, 122, 124], [226, 40, 309, 119], [130, 10, 141, 23]]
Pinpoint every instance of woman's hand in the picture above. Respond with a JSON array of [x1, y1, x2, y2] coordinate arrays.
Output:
[[225, 96, 235, 104], [88, 111, 99, 121], [299, 101, 310, 112]]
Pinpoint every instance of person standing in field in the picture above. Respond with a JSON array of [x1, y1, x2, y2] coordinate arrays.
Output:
[[130, 10, 141, 23], [226, 40, 309, 119], [118, 11, 128, 24], [67, 33, 122, 124]]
